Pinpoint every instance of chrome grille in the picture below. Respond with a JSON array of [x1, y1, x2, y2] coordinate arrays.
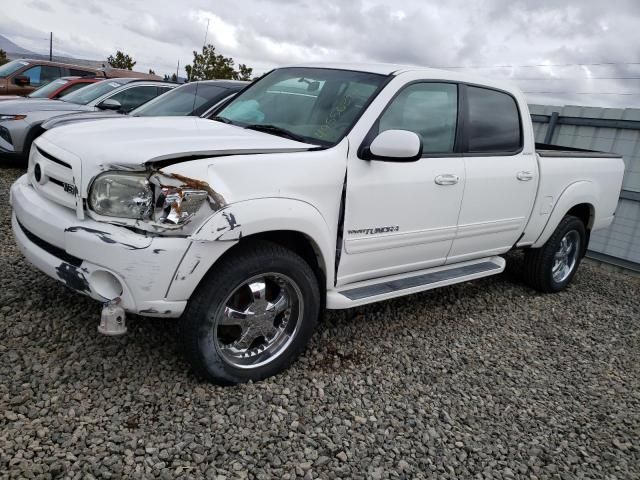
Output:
[[28, 145, 80, 214]]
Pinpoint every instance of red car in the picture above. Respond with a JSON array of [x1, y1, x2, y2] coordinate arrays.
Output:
[[0, 76, 100, 102]]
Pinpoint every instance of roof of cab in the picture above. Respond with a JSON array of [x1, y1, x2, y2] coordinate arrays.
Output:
[[286, 62, 522, 95], [283, 62, 411, 75]]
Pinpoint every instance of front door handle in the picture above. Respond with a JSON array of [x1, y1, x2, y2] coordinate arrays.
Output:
[[434, 174, 460, 186], [517, 171, 534, 181]]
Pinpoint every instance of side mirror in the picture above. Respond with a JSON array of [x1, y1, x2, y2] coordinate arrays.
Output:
[[363, 130, 422, 162], [97, 99, 122, 111], [14, 75, 30, 87]]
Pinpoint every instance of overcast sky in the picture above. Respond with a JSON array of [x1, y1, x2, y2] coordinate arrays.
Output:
[[2, 0, 640, 108]]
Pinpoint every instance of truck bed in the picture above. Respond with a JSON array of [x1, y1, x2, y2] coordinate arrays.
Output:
[[535, 142, 623, 158]]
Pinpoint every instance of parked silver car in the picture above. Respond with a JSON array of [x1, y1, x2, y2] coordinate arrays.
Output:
[[41, 80, 248, 131], [0, 78, 175, 160]]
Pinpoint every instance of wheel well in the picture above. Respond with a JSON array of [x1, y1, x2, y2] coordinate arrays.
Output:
[[221, 230, 327, 290], [23, 124, 45, 154], [566, 203, 593, 256], [566, 203, 594, 231]]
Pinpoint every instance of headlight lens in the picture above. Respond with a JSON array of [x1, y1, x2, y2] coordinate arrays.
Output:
[[89, 173, 153, 219], [0, 114, 26, 121]]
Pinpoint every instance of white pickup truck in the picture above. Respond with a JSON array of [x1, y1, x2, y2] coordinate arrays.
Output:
[[10, 63, 624, 384]]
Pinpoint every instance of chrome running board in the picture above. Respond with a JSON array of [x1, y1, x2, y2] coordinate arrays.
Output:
[[327, 256, 505, 309]]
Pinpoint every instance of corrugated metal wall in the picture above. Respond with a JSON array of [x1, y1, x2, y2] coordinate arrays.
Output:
[[529, 104, 640, 270]]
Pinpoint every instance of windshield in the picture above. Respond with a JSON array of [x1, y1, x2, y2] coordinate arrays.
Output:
[[27, 78, 69, 98], [216, 68, 387, 146], [0, 60, 29, 78], [132, 83, 229, 117], [62, 80, 123, 105]]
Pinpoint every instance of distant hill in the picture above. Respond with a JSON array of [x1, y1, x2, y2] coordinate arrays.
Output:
[[0, 33, 106, 68], [0, 33, 160, 79], [0, 33, 34, 55]]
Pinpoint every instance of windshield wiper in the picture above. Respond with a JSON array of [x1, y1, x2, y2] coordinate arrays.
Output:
[[211, 115, 233, 124], [244, 124, 308, 143]]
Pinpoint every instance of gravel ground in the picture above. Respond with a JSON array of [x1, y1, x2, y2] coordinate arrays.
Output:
[[1, 165, 639, 480]]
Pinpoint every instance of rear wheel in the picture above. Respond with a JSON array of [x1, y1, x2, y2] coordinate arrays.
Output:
[[180, 240, 320, 384], [523, 215, 586, 293]]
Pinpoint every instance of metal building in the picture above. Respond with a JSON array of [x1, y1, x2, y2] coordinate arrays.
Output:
[[529, 104, 640, 271]]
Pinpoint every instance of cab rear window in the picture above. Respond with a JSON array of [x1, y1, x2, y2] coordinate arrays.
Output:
[[465, 86, 521, 153]]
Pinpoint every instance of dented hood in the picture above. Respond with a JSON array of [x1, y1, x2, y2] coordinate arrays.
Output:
[[39, 116, 316, 168]]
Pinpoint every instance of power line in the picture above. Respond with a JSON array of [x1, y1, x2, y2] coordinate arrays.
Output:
[[523, 91, 640, 96], [438, 61, 640, 69], [511, 77, 640, 80]]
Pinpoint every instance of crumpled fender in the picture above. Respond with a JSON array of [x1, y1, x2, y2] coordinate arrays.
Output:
[[532, 181, 597, 248], [165, 197, 335, 301]]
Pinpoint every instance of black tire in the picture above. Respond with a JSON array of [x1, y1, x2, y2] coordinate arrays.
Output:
[[180, 240, 321, 385], [523, 215, 586, 293]]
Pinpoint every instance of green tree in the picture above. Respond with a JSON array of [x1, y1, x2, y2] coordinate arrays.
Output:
[[107, 51, 137, 70], [0, 49, 8, 66], [148, 68, 155, 75], [236, 63, 253, 81], [185, 44, 253, 81]]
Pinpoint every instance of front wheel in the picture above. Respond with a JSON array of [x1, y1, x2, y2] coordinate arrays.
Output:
[[523, 215, 586, 293], [180, 240, 320, 384]]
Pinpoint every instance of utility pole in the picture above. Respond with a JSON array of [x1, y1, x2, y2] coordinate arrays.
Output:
[[176, 60, 180, 81], [203, 19, 210, 47], [49, 32, 52, 61]]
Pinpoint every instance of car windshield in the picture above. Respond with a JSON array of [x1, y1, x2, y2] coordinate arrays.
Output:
[[62, 80, 123, 105], [215, 68, 387, 146], [132, 83, 229, 117], [27, 78, 69, 98], [0, 60, 29, 78]]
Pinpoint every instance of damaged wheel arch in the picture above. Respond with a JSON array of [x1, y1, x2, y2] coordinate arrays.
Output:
[[166, 198, 336, 303]]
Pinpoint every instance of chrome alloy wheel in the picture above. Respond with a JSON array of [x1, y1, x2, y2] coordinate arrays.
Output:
[[552, 230, 580, 283], [214, 273, 303, 369]]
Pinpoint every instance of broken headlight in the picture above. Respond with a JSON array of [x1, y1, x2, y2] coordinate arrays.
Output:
[[89, 172, 211, 226], [89, 172, 153, 219], [154, 187, 208, 224]]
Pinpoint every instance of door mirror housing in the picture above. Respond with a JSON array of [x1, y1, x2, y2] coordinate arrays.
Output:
[[97, 99, 122, 111], [14, 75, 30, 87], [363, 130, 423, 162]]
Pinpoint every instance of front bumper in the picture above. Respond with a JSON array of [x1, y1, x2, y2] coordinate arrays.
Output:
[[10, 174, 189, 317]]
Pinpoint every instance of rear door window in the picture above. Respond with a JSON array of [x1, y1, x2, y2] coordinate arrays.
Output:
[[465, 86, 521, 153]]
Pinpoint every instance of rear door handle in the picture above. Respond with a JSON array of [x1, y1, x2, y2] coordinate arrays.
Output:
[[517, 171, 534, 181], [434, 174, 460, 186]]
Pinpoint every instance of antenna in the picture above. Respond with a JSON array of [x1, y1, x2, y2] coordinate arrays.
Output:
[[49, 32, 52, 61], [191, 18, 210, 113]]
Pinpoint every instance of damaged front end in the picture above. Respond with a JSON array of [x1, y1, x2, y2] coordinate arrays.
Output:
[[87, 168, 226, 235]]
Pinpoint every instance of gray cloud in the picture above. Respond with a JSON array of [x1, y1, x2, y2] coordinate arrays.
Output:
[[2, 0, 640, 107]]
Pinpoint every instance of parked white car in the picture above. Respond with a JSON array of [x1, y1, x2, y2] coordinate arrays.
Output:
[[10, 63, 624, 384]]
